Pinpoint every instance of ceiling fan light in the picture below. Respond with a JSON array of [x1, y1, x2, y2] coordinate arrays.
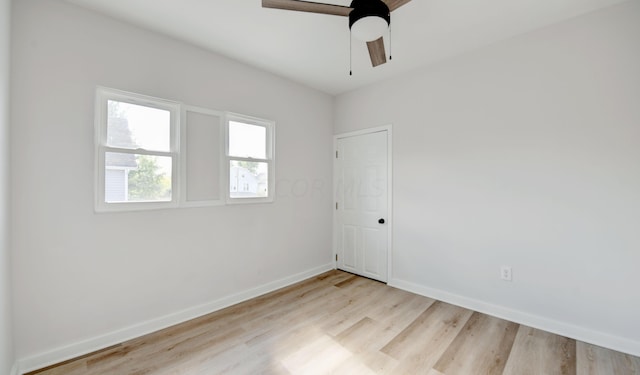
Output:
[[351, 16, 389, 41]]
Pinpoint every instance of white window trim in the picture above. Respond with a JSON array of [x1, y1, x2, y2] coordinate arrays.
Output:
[[94, 87, 180, 212], [225, 112, 276, 204], [180, 105, 225, 207]]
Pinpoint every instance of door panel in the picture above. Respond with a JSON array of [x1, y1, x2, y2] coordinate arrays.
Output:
[[342, 225, 358, 271], [363, 228, 380, 275], [335, 130, 388, 282]]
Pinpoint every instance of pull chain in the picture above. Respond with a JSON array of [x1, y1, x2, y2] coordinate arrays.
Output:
[[389, 21, 392, 61], [349, 31, 353, 76]]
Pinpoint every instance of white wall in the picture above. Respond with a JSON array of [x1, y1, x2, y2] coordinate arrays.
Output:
[[11, 0, 333, 369], [0, 0, 15, 373], [335, 1, 640, 355]]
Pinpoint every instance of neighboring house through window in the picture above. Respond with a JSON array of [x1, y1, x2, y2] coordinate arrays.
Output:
[[226, 115, 274, 203], [95, 87, 178, 212]]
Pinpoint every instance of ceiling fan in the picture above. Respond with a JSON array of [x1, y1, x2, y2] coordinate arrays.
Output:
[[262, 0, 412, 69]]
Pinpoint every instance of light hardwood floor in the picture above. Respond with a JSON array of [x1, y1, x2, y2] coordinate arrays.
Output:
[[29, 270, 640, 375]]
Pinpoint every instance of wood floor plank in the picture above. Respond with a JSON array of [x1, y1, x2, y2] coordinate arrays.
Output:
[[502, 325, 576, 375], [241, 297, 334, 346], [281, 334, 353, 374], [165, 341, 248, 375], [334, 274, 360, 288], [576, 341, 640, 375], [28, 271, 640, 375], [366, 286, 436, 335], [333, 356, 381, 375], [433, 311, 519, 375], [336, 316, 378, 343], [209, 319, 327, 374], [334, 317, 398, 374], [86, 325, 247, 374], [28, 360, 88, 375], [321, 279, 392, 337], [243, 286, 353, 347], [382, 301, 473, 374]]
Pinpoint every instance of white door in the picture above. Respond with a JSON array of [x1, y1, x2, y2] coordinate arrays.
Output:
[[335, 129, 389, 282]]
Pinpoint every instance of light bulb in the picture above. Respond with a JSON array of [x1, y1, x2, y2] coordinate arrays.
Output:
[[351, 16, 388, 42]]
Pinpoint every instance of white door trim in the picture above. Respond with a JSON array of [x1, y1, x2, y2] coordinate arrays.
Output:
[[333, 125, 393, 282]]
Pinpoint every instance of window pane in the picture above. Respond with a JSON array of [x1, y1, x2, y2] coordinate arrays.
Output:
[[105, 152, 172, 202], [229, 160, 268, 198], [107, 100, 171, 152], [228, 121, 266, 159]]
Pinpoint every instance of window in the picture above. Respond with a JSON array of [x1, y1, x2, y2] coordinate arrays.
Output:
[[95, 87, 179, 212], [226, 114, 275, 203], [95, 87, 275, 211]]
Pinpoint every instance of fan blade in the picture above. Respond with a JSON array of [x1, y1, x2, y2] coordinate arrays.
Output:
[[382, 0, 412, 12], [367, 37, 387, 67], [262, 0, 352, 16]]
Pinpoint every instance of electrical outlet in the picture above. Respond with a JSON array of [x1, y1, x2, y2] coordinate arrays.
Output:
[[500, 266, 512, 281]]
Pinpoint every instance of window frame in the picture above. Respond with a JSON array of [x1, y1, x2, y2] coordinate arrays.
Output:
[[95, 88, 276, 212], [225, 113, 276, 204], [95, 87, 180, 212]]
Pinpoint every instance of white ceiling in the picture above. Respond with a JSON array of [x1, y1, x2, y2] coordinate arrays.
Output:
[[64, 0, 627, 95]]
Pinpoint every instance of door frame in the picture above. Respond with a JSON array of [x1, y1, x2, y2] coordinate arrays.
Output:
[[333, 125, 393, 282]]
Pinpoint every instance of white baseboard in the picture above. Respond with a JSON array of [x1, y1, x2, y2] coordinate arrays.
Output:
[[18, 263, 334, 375], [10, 362, 19, 375], [389, 277, 640, 357]]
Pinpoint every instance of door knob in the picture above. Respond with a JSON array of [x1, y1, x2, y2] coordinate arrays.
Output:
[[378, 218, 385, 224]]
